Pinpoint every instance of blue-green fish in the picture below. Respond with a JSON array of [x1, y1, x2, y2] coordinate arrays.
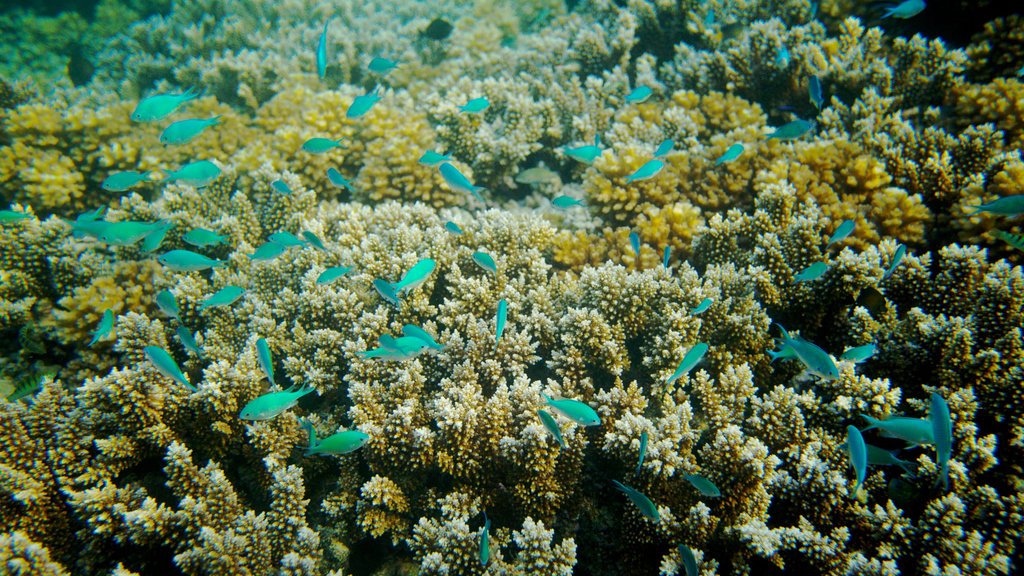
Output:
[[629, 231, 641, 257], [967, 195, 1024, 216], [372, 279, 401, 308], [827, 219, 855, 246], [783, 329, 839, 379], [256, 337, 275, 386], [479, 513, 491, 566], [175, 326, 203, 357], [249, 241, 289, 261], [444, 221, 464, 235], [182, 228, 228, 248], [666, 343, 709, 384], [368, 56, 398, 75], [316, 21, 328, 79], [305, 426, 370, 456], [636, 431, 648, 473], [164, 160, 221, 187], [472, 251, 497, 274], [776, 45, 791, 68], [239, 386, 315, 420], [552, 195, 585, 209], [625, 86, 653, 104], [883, 244, 906, 279], [158, 250, 224, 271], [155, 289, 180, 321], [996, 230, 1024, 251], [140, 222, 173, 254], [144, 346, 194, 391], [690, 298, 713, 315], [402, 324, 444, 351], [612, 479, 659, 522], [316, 266, 351, 285], [0, 210, 31, 222], [683, 473, 721, 497], [563, 136, 603, 164], [882, 0, 925, 19], [89, 309, 114, 346], [931, 392, 952, 490], [301, 137, 345, 154], [626, 159, 665, 183], [794, 261, 828, 282], [663, 246, 671, 269], [715, 143, 744, 166], [861, 414, 934, 445], [97, 221, 166, 246], [102, 170, 151, 192], [439, 163, 485, 201], [678, 544, 698, 576], [160, 117, 220, 145], [131, 87, 200, 122], [544, 394, 601, 426], [268, 231, 305, 247], [301, 231, 327, 251], [460, 97, 490, 114], [654, 139, 674, 158], [496, 299, 507, 346], [809, 76, 823, 110], [767, 119, 815, 140], [537, 409, 565, 449], [271, 179, 293, 194], [840, 344, 876, 363], [199, 286, 246, 311], [419, 150, 452, 166], [392, 259, 436, 294], [360, 336, 431, 361], [860, 443, 915, 475], [347, 86, 382, 119], [326, 168, 355, 192], [846, 425, 867, 498]]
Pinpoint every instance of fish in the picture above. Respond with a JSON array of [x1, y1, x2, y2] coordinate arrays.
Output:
[[563, 136, 603, 164], [444, 221, 464, 235], [690, 298, 713, 315], [472, 251, 497, 274], [544, 394, 601, 426], [625, 86, 653, 104], [131, 87, 200, 122], [496, 299, 507, 346], [439, 163, 485, 201], [715, 143, 744, 166], [182, 228, 228, 248], [0, 210, 31, 223], [5, 371, 47, 403], [97, 221, 166, 247], [301, 231, 327, 251], [198, 286, 246, 311], [459, 97, 490, 114], [175, 326, 203, 357], [967, 195, 1024, 216], [861, 414, 934, 445], [626, 159, 665, 183], [271, 179, 293, 194], [612, 480, 659, 522], [809, 76, 823, 110], [101, 170, 151, 192], [678, 544, 698, 576], [422, 17, 453, 40], [846, 425, 867, 499], [683, 473, 721, 497], [552, 195, 584, 209], [391, 259, 436, 294], [996, 230, 1024, 251], [851, 443, 916, 475], [372, 279, 401, 308], [316, 22, 328, 79], [629, 231, 641, 257], [360, 336, 432, 361], [239, 386, 316, 420], [268, 231, 305, 247], [931, 392, 952, 490], [537, 409, 565, 449], [794, 261, 828, 282], [654, 139, 675, 158], [776, 45, 791, 68], [840, 344, 876, 363], [767, 119, 816, 140], [418, 149, 452, 166], [160, 116, 221, 145], [249, 241, 290, 261], [347, 86, 382, 119], [514, 163, 560, 187], [666, 343, 709, 384], [882, 0, 925, 19], [882, 244, 906, 279], [306, 428, 370, 456], [140, 222, 173, 254], [155, 289, 180, 321], [164, 160, 221, 187], [143, 346, 194, 391], [368, 56, 399, 75], [827, 220, 855, 246], [636, 431, 648, 473], [479, 513, 490, 566], [256, 337, 275, 386], [88, 309, 114, 346], [402, 325, 444, 351], [301, 137, 345, 154], [774, 326, 839, 379], [158, 250, 224, 272], [663, 246, 671, 269], [316, 266, 351, 285]]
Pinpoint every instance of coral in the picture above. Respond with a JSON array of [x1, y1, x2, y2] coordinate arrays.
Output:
[[954, 78, 1024, 150], [965, 15, 1024, 83]]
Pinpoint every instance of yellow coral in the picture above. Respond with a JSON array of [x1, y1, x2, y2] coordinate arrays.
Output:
[[954, 78, 1024, 150]]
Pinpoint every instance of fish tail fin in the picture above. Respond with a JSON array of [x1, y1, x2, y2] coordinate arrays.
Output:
[[966, 206, 982, 216], [860, 414, 880, 430], [210, 115, 222, 125], [471, 187, 487, 202]]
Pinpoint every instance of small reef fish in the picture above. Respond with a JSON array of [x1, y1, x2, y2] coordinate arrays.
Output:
[[158, 249, 224, 272], [304, 426, 370, 456], [101, 170, 151, 192], [316, 22, 328, 79], [239, 386, 316, 420], [636, 431, 648, 473], [256, 337, 275, 386], [544, 394, 601, 426], [271, 180, 293, 194], [840, 344, 876, 363], [250, 241, 289, 261], [140, 222, 173, 254], [88, 309, 114, 346], [861, 414, 934, 445], [626, 159, 665, 183], [767, 119, 816, 140], [625, 86, 653, 104], [495, 299, 507, 346], [418, 150, 452, 166], [883, 244, 906, 279], [654, 139, 675, 158], [776, 45, 791, 68], [182, 228, 228, 248], [301, 231, 327, 251], [372, 278, 401, 308], [144, 346, 194, 391], [690, 298, 713, 315], [368, 56, 399, 75], [515, 163, 560, 188], [198, 286, 246, 311], [846, 425, 867, 499], [131, 87, 200, 122], [472, 251, 497, 274], [160, 117, 220, 145], [772, 326, 839, 379], [97, 221, 166, 247], [479, 513, 491, 566], [684, 473, 721, 498], [326, 167, 356, 191], [827, 219, 856, 246], [439, 163, 485, 201], [882, 0, 925, 19], [301, 137, 345, 154], [612, 480, 659, 522], [0, 210, 31, 222], [794, 261, 828, 282], [809, 76, 824, 110], [715, 143, 744, 166], [629, 231, 641, 257], [444, 221, 464, 235], [347, 86, 382, 119], [402, 325, 444, 351], [678, 544, 699, 576], [460, 97, 490, 114], [552, 195, 585, 209], [175, 326, 203, 357], [268, 231, 305, 247], [967, 195, 1024, 216], [155, 289, 180, 321], [316, 266, 351, 285], [996, 230, 1024, 251], [861, 443, 915, 475], [666, 343, 709, 384], [392, 259, 436, 294], [563, 136, 602, 164], [360, 336, 432, 361], [931, 392, 952, 490], [164, 160, 221, 187], [421, 17, 453, 40], [663, 246, 671, 269], [537, 409, 565, 449]]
